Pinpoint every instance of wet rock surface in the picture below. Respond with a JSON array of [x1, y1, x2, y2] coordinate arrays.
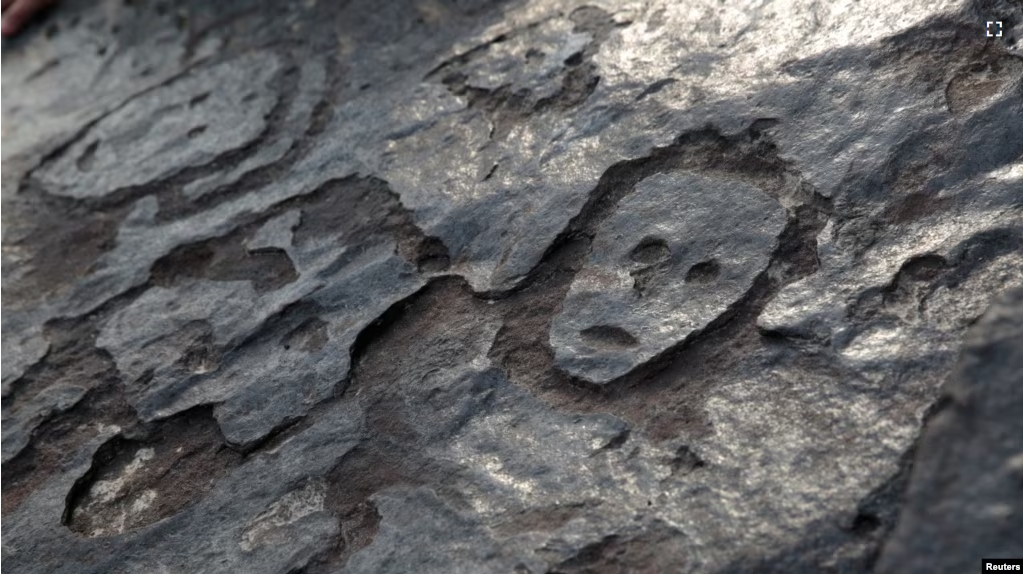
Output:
[[2, 0, 1021, 572]]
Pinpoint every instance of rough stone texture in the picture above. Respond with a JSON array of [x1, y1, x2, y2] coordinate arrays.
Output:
[[875, 288, 1023, 574], [2, 0, 1021, 573]]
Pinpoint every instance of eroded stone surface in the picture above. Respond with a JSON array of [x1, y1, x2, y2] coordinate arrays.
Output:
[[3, 0, 1023, 572], [874, 288, 1023, 574]]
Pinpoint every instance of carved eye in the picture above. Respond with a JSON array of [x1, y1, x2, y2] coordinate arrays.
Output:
[[580, 325, 639, 349], [629, 237, 670, 265], [685, 260, 720, 284]]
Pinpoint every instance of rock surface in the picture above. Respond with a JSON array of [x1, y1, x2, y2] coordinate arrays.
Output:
[[2, 0, 1021, 572]]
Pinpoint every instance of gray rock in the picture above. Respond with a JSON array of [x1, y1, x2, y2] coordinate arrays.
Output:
[[1, 400, 364, 574], [875, 288, 1023, 574], [3, 0, 1022, 572], [1, 383, 87, 462], [181, 57, 329, 201], [96, 236, 423, 447]]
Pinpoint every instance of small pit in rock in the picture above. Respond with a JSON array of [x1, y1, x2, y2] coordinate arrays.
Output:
[[580, 325, 640, 349], [945, 55, 1023, 115], [896, 253, 949, 282], [189, 92, 210, 107], [684, 259, 720, 284], [667, 445, 706, 477], [629, 237, 671, 265], [415, 237, 451, 273], [550, 521, 692, 573]]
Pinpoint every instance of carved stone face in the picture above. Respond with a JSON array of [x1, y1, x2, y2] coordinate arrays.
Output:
[[551, 171, 787, 384], [36, 51, 280, 200]]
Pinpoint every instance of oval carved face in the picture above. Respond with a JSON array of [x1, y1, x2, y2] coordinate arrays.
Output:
[[550, 171, 787, 384], [36, 51, 281, 200]]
